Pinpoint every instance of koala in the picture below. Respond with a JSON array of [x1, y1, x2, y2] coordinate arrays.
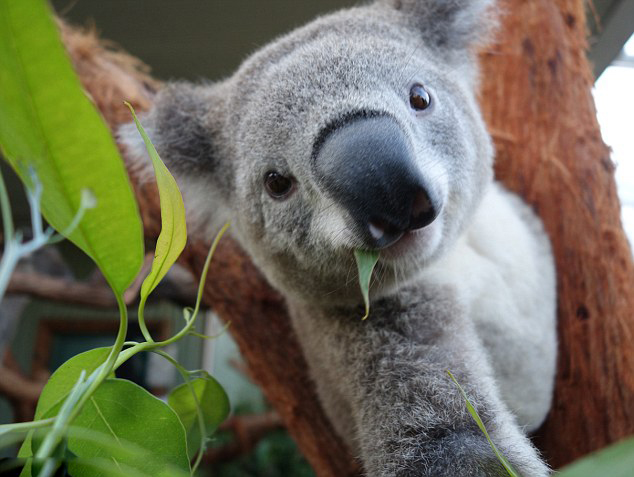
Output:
[[120, 0, 557, 475]]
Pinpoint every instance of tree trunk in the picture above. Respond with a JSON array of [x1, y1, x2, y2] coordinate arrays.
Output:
[[60, 0, 634, 473], [479, 0, 634, 468]]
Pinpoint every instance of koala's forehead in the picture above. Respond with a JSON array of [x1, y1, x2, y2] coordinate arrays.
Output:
[[230, 10, 444, 116], [250, 39, 436, 105], [228, 16, 447, 156]]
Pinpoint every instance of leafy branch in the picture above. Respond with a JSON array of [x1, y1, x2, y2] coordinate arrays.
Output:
[[0, 1, 232, 472]]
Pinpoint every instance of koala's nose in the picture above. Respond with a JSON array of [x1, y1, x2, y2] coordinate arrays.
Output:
[[314, 115, 439, 248]]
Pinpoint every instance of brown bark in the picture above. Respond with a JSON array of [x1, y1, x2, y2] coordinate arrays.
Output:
[[59, 0, 634, 473], [6, 254, 157, 307], [479, 0, 634, 467], [7, 270, 119, 307]]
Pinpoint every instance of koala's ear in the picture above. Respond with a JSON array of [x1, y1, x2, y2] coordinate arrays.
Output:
[[376, 0, 496, 52], [118, 82, 226, 183]]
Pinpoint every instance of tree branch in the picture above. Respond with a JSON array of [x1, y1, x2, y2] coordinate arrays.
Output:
[[7, 270, 117, 307]]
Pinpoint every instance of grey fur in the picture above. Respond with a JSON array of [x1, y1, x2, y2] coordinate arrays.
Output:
[[119, 1, 556, 475]]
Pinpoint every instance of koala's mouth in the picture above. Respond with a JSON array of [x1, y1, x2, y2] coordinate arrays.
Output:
[[367, 216, 441, 263], [376, 229, 418, 257]]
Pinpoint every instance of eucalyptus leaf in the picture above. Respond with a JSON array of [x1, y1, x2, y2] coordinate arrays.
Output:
[[18, 459, 32, 477], [354, 249, 380, 320], [557, 437, 634, 477], [447, 371, 520, 477], [43, 379, 190, 477], [0, 0, 144, 295], [69, 456, 189, 477], [168, 375, 230, 459], [58, 426, 193, 477], [34, 348, 110, 421], [124, 103, 187, 301], [16, 348, 111, 471], [17, 438, 33, 477]]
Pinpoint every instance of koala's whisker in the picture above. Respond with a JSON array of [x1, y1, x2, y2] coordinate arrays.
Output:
[[331, 226, 351, 246], [316, 200, 339, 215], [398, 44, 423, 88], [392, 265, 402, 291]]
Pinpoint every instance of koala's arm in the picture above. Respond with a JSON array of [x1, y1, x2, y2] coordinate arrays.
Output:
[[290, 286, 549, 477]]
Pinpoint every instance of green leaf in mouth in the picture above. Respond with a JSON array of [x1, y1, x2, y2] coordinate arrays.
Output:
[[354, 249, 380, 320]]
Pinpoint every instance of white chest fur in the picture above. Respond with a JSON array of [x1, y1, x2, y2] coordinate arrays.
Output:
[[425, 182, 557, 430]]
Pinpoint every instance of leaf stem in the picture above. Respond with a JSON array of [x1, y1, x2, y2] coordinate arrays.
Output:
[[35, 370, 87, 477], [0, 418, 55, 434], [137, 298, 154, 343], [0, 167, 14, 243], [447, 371, 520, 477], [26, 167, 44, 238], [151, 350, 207, 472], [115, 223, 229, 368], [34, 294, 129, 477]]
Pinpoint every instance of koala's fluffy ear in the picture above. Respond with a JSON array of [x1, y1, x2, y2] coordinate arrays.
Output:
[[377, 0, 496, 52], [118, 82, 226, 184]]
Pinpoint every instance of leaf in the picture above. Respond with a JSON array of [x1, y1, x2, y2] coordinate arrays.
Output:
[[168, 375, 230, 459], [69, 456, 189, 477], [34, 348, 111, 421], [447, 371, 520, 477], [41, 379, 190, 477], [557, 437, 634, 477], [354, 249, 380, 320], [124, 103, 187, 300], [0, 0, 144, 295], [15, 348, 111, 470], [17, 438, 32, 477]]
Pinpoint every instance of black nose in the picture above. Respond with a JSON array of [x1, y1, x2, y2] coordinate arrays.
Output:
[[313, 115, 439, 248]]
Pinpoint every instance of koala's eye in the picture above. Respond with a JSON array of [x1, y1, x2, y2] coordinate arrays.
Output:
[[409, 84, 431, 111], [264, 171, 294, 199]]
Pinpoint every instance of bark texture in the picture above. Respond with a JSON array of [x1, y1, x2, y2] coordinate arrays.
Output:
[[479, 0, 634, 467], [60, 0, 634, 473]]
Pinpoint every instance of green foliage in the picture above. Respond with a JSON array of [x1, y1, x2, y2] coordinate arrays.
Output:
[[0, 0, 144, 296], [0, 0, 230, 472], [14, 349, 111, 472], [353, 249, 379, 320], [557, 437, 634, 477], [34, 349, 111, 422], [168, 375, 230, 459], [59, 379, 189, 476], [125, 102, 187, 342]]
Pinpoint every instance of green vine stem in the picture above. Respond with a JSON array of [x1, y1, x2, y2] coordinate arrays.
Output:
[[34, 294, 129, 477], [0, 177, 228, 475], [0, 418, 55, 435], [116, 222, 230, 367], [149, 350, 208, 473]]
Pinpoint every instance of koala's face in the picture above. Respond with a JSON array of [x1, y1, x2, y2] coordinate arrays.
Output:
[[222, 9, 493, 303], [123, 1, 495, 305]]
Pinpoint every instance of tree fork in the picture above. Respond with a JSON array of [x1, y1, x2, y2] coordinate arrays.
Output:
[[59, 0, 634, 473]]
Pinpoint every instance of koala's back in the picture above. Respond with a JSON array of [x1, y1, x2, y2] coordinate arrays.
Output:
[[425, 181, 557, 431]]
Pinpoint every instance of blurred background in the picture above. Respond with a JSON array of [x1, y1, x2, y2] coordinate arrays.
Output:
[[1, 1, 632, 475]]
